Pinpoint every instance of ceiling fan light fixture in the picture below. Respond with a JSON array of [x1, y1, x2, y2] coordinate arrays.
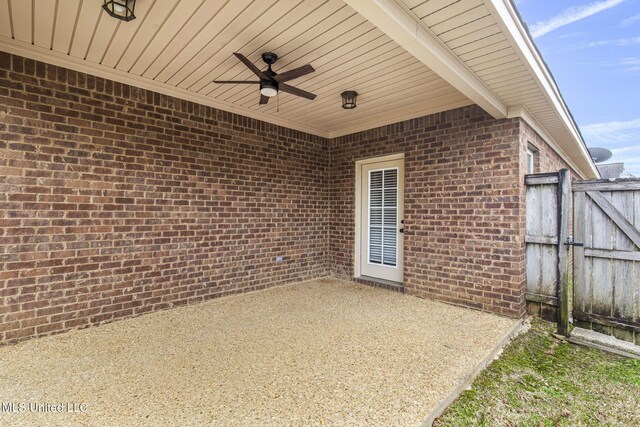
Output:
[[341, 91, 358, 109], [260, 81, 278, 97], [103, 0, 136, 21]]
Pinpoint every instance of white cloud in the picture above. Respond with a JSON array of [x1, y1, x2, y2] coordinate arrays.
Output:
[[582, 118, 640, 145], [588, 36, 640, 47], [618, 57, 640, 65], [611, 144, 640, 155], [621, 13, 640, 26], [583, 118, 640, 134], [529, 0, 627, 38]]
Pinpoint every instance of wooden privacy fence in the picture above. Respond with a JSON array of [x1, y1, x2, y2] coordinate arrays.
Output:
[[526, 172, 640, 344], [525, 170, 570, 335], [573, 179, 640, 344]]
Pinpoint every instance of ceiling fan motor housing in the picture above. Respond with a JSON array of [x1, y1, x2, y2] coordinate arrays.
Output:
[[261, 52, 278, 65]]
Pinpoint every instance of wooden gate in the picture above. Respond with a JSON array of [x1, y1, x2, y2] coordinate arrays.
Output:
[[573, 179, 640, 344], [525, 170, 571, 335]]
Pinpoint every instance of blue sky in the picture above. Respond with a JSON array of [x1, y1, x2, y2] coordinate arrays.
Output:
[[515, 0, 640, 176]]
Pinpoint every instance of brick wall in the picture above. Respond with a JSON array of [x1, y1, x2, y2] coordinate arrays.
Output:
[[519, 120, 578, 177], [1, 52, 585, 344], [0, 52, 329, 343], [330, 106, 526, 316]]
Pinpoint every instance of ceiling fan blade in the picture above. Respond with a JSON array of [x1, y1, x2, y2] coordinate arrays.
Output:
[[273, 64, 315, 83], [213, 80, 261, 84], [234, 52, 268, 80], [279, 84, 317, 101], [259, 95, 270, 105]]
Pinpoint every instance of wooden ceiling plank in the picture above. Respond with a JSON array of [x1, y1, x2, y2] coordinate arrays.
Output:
[[171, 0, 280, 88], [444, 23, 499, 48], [504, 93, 546, 105], [471, 56, 520, 74], [85, 12, 120, 63], [422, 0, 483, 28], [438, 14, 495, 41], [404, 0, 428, 9], [69, 1, 104, 58], [483, 71, 529, 86], [115, 0, 180, 71], [429, 5, 490, 34], [101, 0, 158, 67], [453, 33, 506, 56], [492, 82, 538, 97], [458, 40, 511, 62], [466, 47, 515, 67], [33, 0, 57, 48], [0, 0, 12, 38], [51, 0, 81, 53], [498, 86, 540, 100], [156, 0, 256, 84], [130, 0, 208, 76], [411, 0, 457, 19], [9, 0, 32, 43], [287, 47, 413, 95], [489, 72, 531, 88], [476, 62, 525, 79]]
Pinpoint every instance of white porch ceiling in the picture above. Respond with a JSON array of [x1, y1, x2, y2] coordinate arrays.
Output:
[[0, 0, 471, 137], [0, 0, 598, 178]]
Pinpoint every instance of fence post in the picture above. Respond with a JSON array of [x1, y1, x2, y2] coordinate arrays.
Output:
[[557, 169, 571, 336]]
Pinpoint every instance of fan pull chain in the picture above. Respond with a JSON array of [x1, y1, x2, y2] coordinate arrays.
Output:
[[277, 93, 280, 113]]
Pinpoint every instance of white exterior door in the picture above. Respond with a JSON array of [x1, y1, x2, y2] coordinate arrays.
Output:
[[359, 158, 404, 283]]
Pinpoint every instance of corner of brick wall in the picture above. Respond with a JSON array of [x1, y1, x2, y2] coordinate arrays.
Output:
[[518, 118, 582, 320]]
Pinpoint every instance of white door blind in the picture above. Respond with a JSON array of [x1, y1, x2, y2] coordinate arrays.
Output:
[[368, 168, 397, 266]]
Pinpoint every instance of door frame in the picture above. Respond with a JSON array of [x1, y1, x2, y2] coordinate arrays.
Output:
[[354, 152, 405, 280]]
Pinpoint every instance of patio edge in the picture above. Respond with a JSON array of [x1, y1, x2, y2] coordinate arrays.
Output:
[[421, 318, 526, 427]]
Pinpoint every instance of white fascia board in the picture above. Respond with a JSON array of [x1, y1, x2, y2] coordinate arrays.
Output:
[[0, 38, 331, 139], [484, 0, 599, 179], [342, 0, 508, 120]]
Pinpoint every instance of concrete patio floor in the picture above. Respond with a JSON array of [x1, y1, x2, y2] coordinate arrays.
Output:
[[0, 278, 519, 426]]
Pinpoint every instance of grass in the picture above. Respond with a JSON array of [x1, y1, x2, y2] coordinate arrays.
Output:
[[434, 318, 640, 427]]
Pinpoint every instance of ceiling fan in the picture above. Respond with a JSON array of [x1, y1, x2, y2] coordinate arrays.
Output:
[[213, 52, 317, 105]]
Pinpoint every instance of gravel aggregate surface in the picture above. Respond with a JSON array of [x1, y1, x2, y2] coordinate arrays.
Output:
[[0, 277, 517, 426]]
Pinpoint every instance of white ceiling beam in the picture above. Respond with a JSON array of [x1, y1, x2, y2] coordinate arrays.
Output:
[[342, 0, 508, 119]]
